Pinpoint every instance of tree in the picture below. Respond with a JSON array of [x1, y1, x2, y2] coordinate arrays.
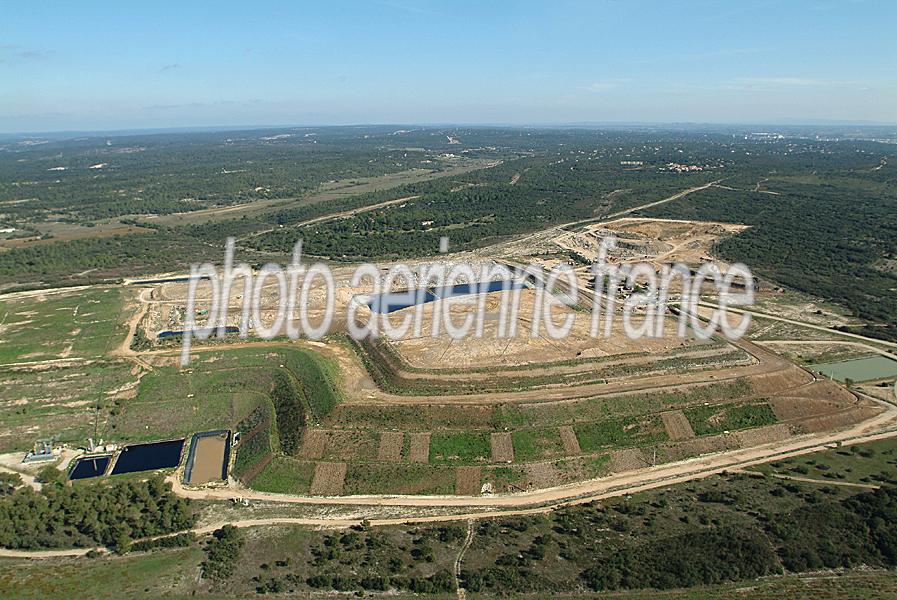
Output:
[[0, 473, 22, 496]]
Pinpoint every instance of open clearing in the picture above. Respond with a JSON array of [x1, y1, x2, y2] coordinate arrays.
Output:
[[661, 410, 695, 441], [377, 431, 404, 461], [490, 432, 514, 463], [0, 287, 129, 362], [309, 462, 347, 496], [407, 432, 431, 463]]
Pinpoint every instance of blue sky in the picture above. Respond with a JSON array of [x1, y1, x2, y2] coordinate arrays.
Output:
[[1, 0, 895, 132]]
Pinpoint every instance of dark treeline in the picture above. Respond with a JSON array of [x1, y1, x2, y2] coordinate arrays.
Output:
[[269, 369, 305, 455], [0, 227, 290, 289]]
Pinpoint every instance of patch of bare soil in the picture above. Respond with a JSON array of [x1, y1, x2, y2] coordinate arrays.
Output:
[[731, 423, 793, 447], [796, 404, 883, 434], [455, 466, 482, 495], [749, 368, 813, 395], [659, 434, 738, 462], [660, 410, 695, 441], [309, 462, 347, 496], [298, 430, 326, 459], [856, 384, 896, 403], [559, 426, 581, 454], [390, 288, 702, 371], [377, 432, 404, 462], [490, 433, 514, 462], [323, 430, 378, 461], [786, 379, 856, 403], [407, 433, 430, 463], [145, 355, 182, 368], [524, 461, 561, 488], [770, 397, 840, 421], [607, 448, 650, 473]]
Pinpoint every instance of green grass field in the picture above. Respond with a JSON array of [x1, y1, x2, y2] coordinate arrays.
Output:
[[110, 346, 342, 442], [248, 456, 316, 494], [0, 547, 205, 599], [511, 428, 566, 461], [684, 402, 777, 436], [429, 432, 491, 463], [0, 287, 129, 363], [574, 415, 667, 453]]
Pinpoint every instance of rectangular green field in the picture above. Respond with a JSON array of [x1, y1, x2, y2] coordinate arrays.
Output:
[[249, 455, 316, 494], [428, 431, 491, 463], [574, 416, 667, 453], [512, 428, 567, 461], [684, 402, 777, 436], [344, 463, 456, 494]]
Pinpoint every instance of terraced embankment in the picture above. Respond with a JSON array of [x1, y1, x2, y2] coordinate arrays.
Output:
[[207, 332, 882, 498]]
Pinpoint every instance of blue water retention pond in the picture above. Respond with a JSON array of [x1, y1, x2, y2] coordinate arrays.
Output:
[[110, 439, 185, 475], [69, 455, 112, 480], [157, 326, 239, 339], [367, 279, 522, 314]]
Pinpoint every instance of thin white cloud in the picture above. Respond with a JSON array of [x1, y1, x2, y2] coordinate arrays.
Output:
[[585, 79, 630, 92]]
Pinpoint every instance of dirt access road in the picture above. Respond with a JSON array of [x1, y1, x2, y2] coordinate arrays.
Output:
[[604, 179, 725, 220], [696, 301, 897, 352], [236, 194, 420, 243], [484, 178, 725, 259]]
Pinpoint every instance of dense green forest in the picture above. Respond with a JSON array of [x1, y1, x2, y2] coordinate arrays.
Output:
[[0, 476, 194, 550]]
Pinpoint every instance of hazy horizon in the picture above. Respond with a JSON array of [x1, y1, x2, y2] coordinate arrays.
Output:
[[5, 118, 897, 139]]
